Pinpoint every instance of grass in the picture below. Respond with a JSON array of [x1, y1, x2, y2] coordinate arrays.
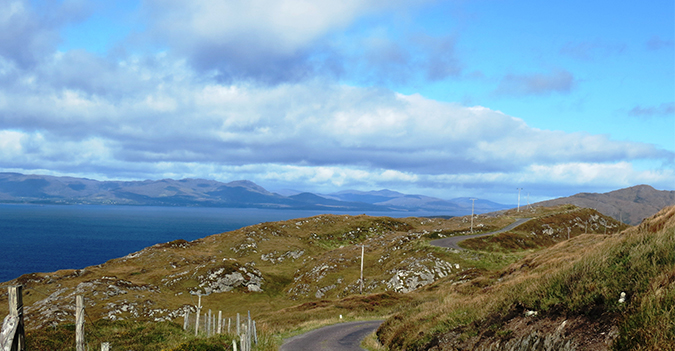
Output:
[[362, 330, 387, 350], [376, 206, 675, 350], [4, 205, 665, 350], [26, 320, 236, 351]]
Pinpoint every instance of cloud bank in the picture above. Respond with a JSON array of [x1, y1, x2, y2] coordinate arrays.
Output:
[[0, 51, 671, 199]]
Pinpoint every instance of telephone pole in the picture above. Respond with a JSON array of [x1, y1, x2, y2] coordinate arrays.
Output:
[[360, 245, 364, 294], [470, 198, 477, 233]]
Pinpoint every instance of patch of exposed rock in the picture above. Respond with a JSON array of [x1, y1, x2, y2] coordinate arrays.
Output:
[[192, 262, 264, 294]]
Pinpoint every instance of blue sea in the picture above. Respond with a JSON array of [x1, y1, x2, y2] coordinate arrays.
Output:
[[0, 204, 449, 282]]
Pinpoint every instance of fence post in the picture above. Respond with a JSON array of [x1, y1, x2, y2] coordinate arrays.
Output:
[[194, 295, 202, 336], [236, 313, 240, 335], [207, 310, 212, 337], [240, 329, 245, 351], [247, 311, 252, 351], [101, 342, 110, 351], [4, 285, 25, 351], [76, 295, 85, 351], [228, 317, 231, 334], [217, 311, 222, 334], [183, 310, 189, 331], [253, 320, 257, 345]]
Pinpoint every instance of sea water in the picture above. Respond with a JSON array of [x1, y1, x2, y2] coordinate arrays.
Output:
[[0, 204, 448, 282]]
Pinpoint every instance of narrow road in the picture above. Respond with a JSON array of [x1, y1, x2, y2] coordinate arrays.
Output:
[[429, 217, 533, 250], [280, 320, 384, 351]]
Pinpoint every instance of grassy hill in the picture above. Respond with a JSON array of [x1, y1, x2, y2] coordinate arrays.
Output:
[[377, 205, 675, 350], [4, 204, 670, 350], [533, 184, 675, 225]]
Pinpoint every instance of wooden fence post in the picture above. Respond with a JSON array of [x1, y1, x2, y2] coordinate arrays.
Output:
[[247, 311, 252, 351], [183, 310, 189, 331], [253, 320, 257, 345], [236, 313, 240, 335], [207, 310, 212, 337], [76, 295, 85, 351], [3, 285, 25, 351], [217, 311, 222, 334], [194, 295, 202, 336]]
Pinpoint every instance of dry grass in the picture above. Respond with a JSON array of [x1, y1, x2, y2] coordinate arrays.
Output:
[[377, 206, 675, 350]]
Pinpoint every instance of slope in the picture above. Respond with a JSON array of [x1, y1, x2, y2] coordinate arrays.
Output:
[[377, 205, 675, 350], [534, 184, 675, 225]]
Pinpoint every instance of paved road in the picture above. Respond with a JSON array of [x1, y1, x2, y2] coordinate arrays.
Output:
[[429, 217, 533, 250], [280, 320, 384, 351]]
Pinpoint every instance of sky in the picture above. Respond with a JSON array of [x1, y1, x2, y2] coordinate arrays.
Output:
[[0, 0, 673, 204]]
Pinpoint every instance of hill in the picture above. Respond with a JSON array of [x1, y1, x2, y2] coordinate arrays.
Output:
[[324, 189, 512, 213], [533, 184, 675, 225], [378, 205, 675, 350], [0, 204, 632, 350]]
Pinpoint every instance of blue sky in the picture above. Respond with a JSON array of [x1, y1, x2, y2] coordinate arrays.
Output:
[[0, 0, 672, 203]]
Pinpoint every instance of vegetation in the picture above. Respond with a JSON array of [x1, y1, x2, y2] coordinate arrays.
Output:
[[4, 204, 673, 350], [377, 206, 675, 350]]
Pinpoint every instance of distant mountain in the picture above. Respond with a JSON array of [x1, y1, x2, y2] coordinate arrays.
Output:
[[0, 173, 509, 214], [0, 173, 381, 211], [323, 190, 513, 213], [533, 184, 675, 225]]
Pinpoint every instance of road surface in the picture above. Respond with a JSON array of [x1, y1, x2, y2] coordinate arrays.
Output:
[[280, 320, 384, 351], [429, 217, 532, 250]]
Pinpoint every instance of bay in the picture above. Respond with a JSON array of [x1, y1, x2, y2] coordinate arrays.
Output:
[[0, 204, 448, 282]]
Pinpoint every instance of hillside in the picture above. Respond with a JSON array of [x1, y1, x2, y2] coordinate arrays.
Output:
[[377, 205, 675, 350], [323, 190, 512, 213], [0, 204, 631, 350], [533, 184, 675, 225]]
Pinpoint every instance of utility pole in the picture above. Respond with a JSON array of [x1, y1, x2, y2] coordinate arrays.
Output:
[[517, 188, 523, 212], [360, 245, 364, 294], [527, 193, 531, 210], [470, 198, 477, 233]]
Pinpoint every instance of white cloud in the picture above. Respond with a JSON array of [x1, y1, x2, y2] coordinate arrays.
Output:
[[140, 0, 428, 82], [0, 35, 671, 201]]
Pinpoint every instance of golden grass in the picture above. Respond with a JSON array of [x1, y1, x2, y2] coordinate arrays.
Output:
[[377, 206, 675, 350]]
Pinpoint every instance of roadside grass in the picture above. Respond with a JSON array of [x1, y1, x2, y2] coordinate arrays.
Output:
[[377, 206, 675, 350], [26, 320, 238, 351], [362, 330, 387, 350]]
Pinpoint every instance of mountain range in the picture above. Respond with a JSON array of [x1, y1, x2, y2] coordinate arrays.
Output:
[[2, 173, 672, 223], [0, 172, 511, 215]]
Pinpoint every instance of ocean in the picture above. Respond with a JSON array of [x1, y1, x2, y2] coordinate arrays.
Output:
[[0, 204, 448, 282]]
